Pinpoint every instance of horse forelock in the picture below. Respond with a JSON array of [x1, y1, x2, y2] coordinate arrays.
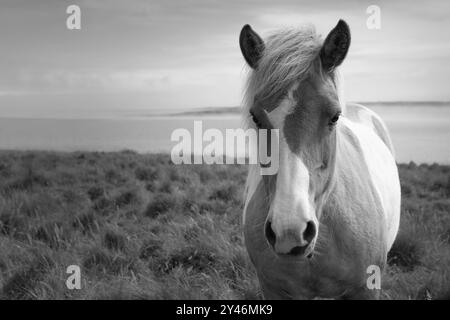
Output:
[[242, 24, 323, 129]]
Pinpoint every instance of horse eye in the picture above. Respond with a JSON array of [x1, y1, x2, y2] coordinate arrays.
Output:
[[329, 112, 341, 126], [250, 111, 261, 127]]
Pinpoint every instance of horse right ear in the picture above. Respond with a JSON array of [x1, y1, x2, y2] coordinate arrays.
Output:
[[320, 20, 351, 72], [239, 24, 265, 69]]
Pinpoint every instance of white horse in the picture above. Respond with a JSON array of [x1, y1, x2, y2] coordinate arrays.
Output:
[[240, 20, 401, 299]]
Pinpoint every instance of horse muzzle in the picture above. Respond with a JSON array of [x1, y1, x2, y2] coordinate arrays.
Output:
[[264, 220, 317, 258]]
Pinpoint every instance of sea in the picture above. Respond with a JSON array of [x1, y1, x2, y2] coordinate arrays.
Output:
[[0, 102, 448, 164]]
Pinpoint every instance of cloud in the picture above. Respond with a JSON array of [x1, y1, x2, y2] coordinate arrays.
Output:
[[0, 0, 449, 112]]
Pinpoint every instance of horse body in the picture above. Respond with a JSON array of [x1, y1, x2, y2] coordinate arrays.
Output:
[[239, 20, 401, 299], [244, 103, 400, 299]]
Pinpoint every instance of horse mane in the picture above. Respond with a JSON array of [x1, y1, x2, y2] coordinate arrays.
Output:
[[242, 24, 344, 129]]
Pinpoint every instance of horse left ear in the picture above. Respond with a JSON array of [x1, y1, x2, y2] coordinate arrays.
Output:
[[239, 24, 265, 69], [320, 20, 351, 71]]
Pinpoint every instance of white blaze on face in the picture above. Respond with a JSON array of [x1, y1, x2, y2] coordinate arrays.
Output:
[[266, 84, 317, 243], [270, 138, 314, 244], [243, 84, 296, 222]]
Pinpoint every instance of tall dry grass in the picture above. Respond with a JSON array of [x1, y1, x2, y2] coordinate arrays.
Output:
[[0, 151, 448, 299]]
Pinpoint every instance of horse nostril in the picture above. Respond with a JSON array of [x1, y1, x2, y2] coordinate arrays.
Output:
[[289, 245, 308, 256], [264, 221, 276, 248], [303, 221, 316, 244]]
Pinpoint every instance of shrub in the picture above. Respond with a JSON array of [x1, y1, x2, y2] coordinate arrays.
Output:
[[158, 246, 217, 274], [139, 239, 162, 260], [115, 189, 141, 208], [103, 229, 127, 251], [134, 167, 157, 181], [387, 235, 422, 272], [1, 254, 55, 300], [87, 186, 104, 201], [209, 182, 238, 203], [72, 211, 99, 233], [144, 193, 176, 218], [83, 247, 135, 275]]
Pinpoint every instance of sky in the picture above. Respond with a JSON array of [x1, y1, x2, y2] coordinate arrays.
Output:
[[0, 0, 449, 117]]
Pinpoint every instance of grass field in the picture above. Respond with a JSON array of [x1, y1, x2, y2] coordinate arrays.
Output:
[[0, 150, 448, 299]]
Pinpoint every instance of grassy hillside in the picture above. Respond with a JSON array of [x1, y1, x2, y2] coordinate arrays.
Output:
[[0, 151, 448, 299]]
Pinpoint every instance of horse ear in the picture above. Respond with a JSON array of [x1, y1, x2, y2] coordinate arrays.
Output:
[[239, 24, 265, 69], [320, 20, 351, 71]]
